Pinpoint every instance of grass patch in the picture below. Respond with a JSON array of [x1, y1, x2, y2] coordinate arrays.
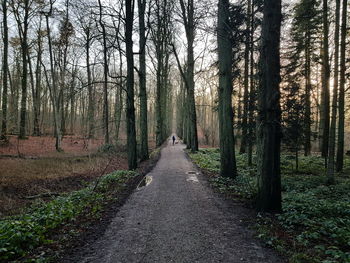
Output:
[[189, 148, 350, 263], [0, 170, 137, 262]]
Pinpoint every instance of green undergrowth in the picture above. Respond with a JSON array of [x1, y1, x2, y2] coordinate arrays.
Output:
[[189, 148, 350, 263], [0, 170, 138, 262]]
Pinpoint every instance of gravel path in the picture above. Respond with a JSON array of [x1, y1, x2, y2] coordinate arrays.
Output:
[[72, 138, 282, 263]]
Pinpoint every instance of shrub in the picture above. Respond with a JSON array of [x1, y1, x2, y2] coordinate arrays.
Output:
[[0, 170, 137, 262]]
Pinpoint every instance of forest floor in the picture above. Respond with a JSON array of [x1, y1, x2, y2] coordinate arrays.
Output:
[[0, 136, 156, 217], [60, 139, 282, 263], [0, 136, 160, 262], [189, 149, 350, 263]]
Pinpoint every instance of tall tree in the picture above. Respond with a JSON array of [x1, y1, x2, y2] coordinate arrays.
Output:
[[150, 0, 172, 147], [1, 0, 8, 139], [256, 0, 282, 212], [319, 0, 330, 160], [138, 0, 149, 161], [179, 0, 198, 152], [125, 0, 137, 169], [74, 1, 96, 138], [12, 0, 30, 138], [336, 0, 347, 172], [44, 0, 63, 151], [98, 0, 109, 144], [239, 0, 251, 155], [327, 0, 341, 183], [290, 0, 321, 156], [85, 16, 95, 139], [32, 16, 43, 136], [217, 0, 237, 177]]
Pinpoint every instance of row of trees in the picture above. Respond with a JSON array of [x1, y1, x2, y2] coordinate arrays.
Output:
[[0, 0, 181, 158], [222, 0, 348, 211], [282, 0, 349, 184], [215, 0, 282, 211], [0, 0, 348, 211]]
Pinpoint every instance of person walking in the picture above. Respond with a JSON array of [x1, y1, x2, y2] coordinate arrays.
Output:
[[172, 135, 176, 145]]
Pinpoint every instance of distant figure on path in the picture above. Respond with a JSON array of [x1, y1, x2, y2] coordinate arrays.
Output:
[[172, 135, 176, 145]]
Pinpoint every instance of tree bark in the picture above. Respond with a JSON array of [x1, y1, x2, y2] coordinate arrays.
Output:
[[247, 0, 255, 166], [19, 0, 29, 139], [125, 0, 137, 170], [86, 27, 95, 139], [45, 5, 62, 151], [179, 0, 198, 152], [336, 0, 347, 172], [138, 0, 149, 161], [256, 0, 282, 212], [33, 19, 43, 136], [320, 0, 330, 159], [98, 0, 109, 144], [327, 0, 340, 184], [1, 0, 8, 139], [217, 0, 237, 178], [304, 33, 312, 156], [240, 0, 251, 154]]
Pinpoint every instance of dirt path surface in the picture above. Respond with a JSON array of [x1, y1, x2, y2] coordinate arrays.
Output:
[[68, 139, 282, 263]]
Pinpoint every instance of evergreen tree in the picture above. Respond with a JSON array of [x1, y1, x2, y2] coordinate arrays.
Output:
[[256, 0, 282, 212], [289, 0, 322, 156]]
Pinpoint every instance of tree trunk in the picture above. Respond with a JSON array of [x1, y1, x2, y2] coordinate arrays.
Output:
[[240, 0, 251, 154], [45, 8, 62, 151], [304, 33, 312, 156], [98, 0, 109, 144], [155, 51, 164, 146], [336, 0, 347, 172], [217, 0, 237, 178], [115, 49, 124, 142], [86, 28, 94, 138], [320, 0, 330, 159], [1, 0, 8, 139], [179, 0, 198, 152], [33, 19, 43, 136], [327, 0, 340, 184], [27, 51, 36, 136], [256, 0, 282, 212], [19, 0, 29, 139], [247, 0, 255, 166], [125, 0, 137, 170], [138, 0, 149, 161]]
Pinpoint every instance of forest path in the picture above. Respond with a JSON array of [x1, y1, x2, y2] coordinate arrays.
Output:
[[70, 137, 282, 263]]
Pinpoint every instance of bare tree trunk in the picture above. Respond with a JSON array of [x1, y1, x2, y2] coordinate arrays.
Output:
[[320, 0, 330, 160], [86, 27, 94, 138], [45, 5, 62, 151], [70, 65, 77, 134], [152, 0, 172, 147], [1, 0, 8, 139], [304, 33, 312, 156], [327, 0, 340, 184], [115, 49, 124, 142], [155, 50, 164, 146], [33, 18, 43, 136], [240, 0, 251, 154], [138, 0, 149, 160], [19, 0, 29, 139], [247, 0, 255, 166], [27, 51, 36, 135], [98, 0, 109, 144], [256, 0, 282, 212], [217, 0, 237, 178], [179, 0, 198, 152], [336, 0, 347, 172], [125, 0, 137, 170]]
